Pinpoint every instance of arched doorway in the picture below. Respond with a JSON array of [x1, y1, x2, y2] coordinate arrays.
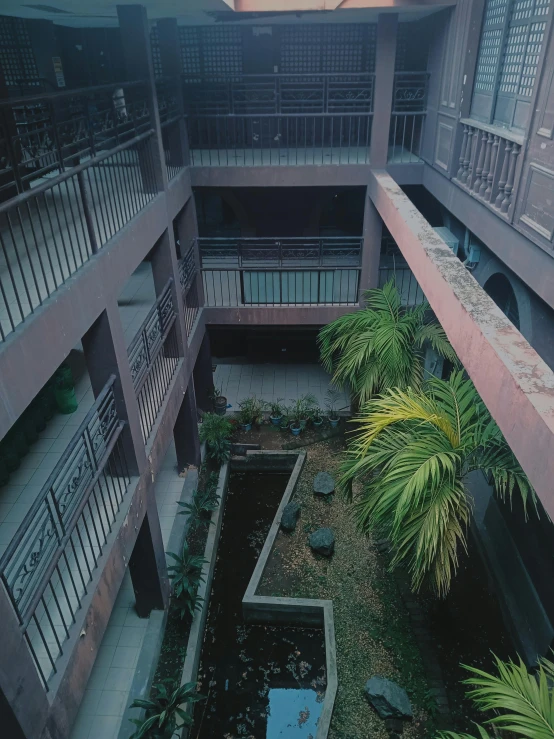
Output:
[[484, 273, 520, 330]]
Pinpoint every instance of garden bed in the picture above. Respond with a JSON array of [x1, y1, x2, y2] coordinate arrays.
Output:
[[258, 436, 434, 739]]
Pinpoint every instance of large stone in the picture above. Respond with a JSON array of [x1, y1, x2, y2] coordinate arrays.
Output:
[[309, 528, 335, 557], [364, 677, 413, 720], [281, 502, 301, 532], [313, 472, 335, 496]]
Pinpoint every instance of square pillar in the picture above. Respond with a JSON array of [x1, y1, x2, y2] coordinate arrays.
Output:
[[128, 496, 170, 617], [359, 190, 383, 304], [174, 379, 201, 472], [117, 4, 167, 193], [193, 332, 214, 413], [82, 302, 147, 476], [157, 18, 190, 167], [150, 230, 188, 356], [370, 13, 398, 168]]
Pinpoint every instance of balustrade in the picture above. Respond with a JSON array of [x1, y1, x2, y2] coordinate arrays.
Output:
[[455, 120, 523, 217]]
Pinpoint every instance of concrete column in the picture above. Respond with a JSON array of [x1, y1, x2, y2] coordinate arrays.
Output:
[[370, 13, 398, 168], [157, 17, 189, 166], [0, 582, 49, 739], [359, 189, 383, 303], [128, 496, 170, 617], [81, 302, 147, 476], [174, 379, 201, 472], [176, 195, 206, 307], [193, 332, 214, 412], [117, 4, 167, 192], [150, 229, 188, 357]]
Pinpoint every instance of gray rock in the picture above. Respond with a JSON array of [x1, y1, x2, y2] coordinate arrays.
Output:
[[313, 471, 335, 496], [281, 502, 301, 532], [364, 676, 413, 720], [309, 528, 335, 557]]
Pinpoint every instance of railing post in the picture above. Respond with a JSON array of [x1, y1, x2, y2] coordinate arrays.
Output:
[[77, 170, 98, 255], [501, 142, 520, 214], [495, 140, 512, 210], [485, 135, 500, 202]]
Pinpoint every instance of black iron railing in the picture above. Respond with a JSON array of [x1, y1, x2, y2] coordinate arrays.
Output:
[[388, 72, 429, 163], [198, 236, 362, 307], [127, 279, 180, 441], [178, 241, 200, 338], [156, 77, 185, 181], [378, 265, 425, 306], [182, 72, 375, 116], [0, 80, 152, 196], [0, 376, 131, 689], [0, 129, 157, 342]]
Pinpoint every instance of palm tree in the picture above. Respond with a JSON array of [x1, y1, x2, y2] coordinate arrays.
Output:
[[341, 371, 535, 597], [438, 654, 554, 738], [318, 280, 458, 405]]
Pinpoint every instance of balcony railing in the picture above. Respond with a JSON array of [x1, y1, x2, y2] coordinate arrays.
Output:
[[454, 119, 523, 218], [388, 72, 429, 163], [127, 279, 180, 441], [0, 376, 131, 689], [378, 265, 425, 306], [178, 241, 200, 338], [198, 236, 362, 306], [183, 72, 374, 167]]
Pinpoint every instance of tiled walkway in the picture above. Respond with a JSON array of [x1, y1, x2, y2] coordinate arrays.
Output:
[[69, 442, 187, 739], [213, 362, 350, 412]]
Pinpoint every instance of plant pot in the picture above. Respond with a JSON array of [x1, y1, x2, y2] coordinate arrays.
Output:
[[279, 422, 289, 433], [55, 386, 78, 414], [241, 422, 252, 432], [299, 418, 308, 430], [329, 416, 340, 429], [290, 424, 302, 436], [270, 415, 282, 426], [214, 396, 227, 416], [313, 417, 323, 427]]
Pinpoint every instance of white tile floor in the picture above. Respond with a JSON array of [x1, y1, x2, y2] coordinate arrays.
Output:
[[69, 441, 187, 739], [213, 362, 350, 413]]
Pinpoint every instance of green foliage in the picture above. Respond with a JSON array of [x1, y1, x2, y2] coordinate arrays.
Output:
[[325, 387, 342, 419], [236, 396, 265, 426], [178, 472, 220, 528], [288, 393, 317, 425], [166, 542, 206, 620], [198, 413, 233, 464], [437, 654, 554, 739], [318, 280, 458, 404], [129, 680, 205, 738], [266, 398, 285, 418], [342, 371, 535, 597]]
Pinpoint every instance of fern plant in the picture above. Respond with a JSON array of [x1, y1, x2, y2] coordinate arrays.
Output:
[[438, 655, 554, 738], [129, 680, 205, 738], [166, 542, 206, 620], [198, 412, 233, 464], [178, 472, 220, 528]]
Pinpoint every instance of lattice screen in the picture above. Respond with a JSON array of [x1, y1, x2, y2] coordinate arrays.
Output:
[[280, 25, 323, 73], [474, 0, 510, 92], [179, 26, 201, 79], [150, 25, 162, 79], [280, 24, 376, 74], [0, 16, 39, 88], [200, 26, 242, 77], [498, 0, 549, 97]]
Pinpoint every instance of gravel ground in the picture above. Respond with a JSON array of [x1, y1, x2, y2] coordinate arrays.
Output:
[[259, 437, 434, 739]]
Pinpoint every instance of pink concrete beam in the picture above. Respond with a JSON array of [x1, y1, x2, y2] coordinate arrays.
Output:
[[234, 0, 454, 8], [369, 170, 554, 519]]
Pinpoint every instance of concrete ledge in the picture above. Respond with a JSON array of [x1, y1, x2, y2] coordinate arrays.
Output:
[[231, 450, 299, 472], [241, 450, 338, 739]]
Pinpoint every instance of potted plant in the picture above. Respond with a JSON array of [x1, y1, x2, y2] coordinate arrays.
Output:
[[289, 398, 303, 436], [209, 386, 228, 417], [311, 406, 324, 427], [198, 413, 233, 464], [54, 363, 78, 414], [298, 393, 317, 430], [129, 680, 205, 738], [237, 396, 264, 432], [325, 388, 341, 428], [266, 398, 285, 426], [279, 405, 290, 432]]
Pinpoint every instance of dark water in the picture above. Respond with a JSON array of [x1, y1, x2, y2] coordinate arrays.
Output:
[[193, 472, 326, 739]]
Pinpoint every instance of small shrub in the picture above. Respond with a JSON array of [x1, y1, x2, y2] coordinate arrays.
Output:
[[166, 542, 206, 620], [237, 396, 265, 426], [198, 413, 233, 464], [129, 680, 205, 738], [178, 472, 220, 528]]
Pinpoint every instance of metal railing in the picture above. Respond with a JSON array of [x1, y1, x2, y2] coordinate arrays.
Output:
[[178, 241, 200, 338], [0, 129, 157, 342], [198, 236, 362, 306], [454, 120, 524, 217], [0, 80, 152, 197], [186, 113, 373, 166], [127, 279, 179, 441], [182, 72, 375, 116], [378, 265, 426, 306], [0, 376, 131, 689], [156, 77, 185, 181], [388, 73, 429, 164]]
